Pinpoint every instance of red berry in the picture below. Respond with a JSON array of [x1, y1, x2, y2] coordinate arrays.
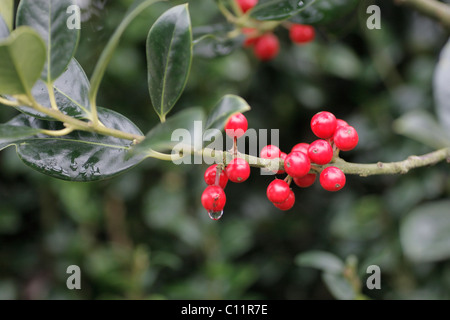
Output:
[[260, 145, 281, 159], [320, 166, 346, 192], [266, 179, 291, 203], [224, 113, 248, 139], [226, 158, 250, 183], [333, 125, 359, 151], [242, 28, 259, 47], [237, 0, 258, 13], [289, 24, 315, 44], [336, 119, 348, 128], [308, 139, 333, 165], [260, 145, 283, 174], [277, 152, 287, 174], [291, 143, 309, 155], [204, 164, 228, 189], [311, 111, 337, 139], [253, 33, 280, 61], [244, 36, 259, 47], [284, 151, 311, 178], [274, 190, 295, 211], [293, 173, 316, 188], [201, 185, 226, 211]]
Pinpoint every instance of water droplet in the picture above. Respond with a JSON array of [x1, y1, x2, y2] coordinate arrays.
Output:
[[53, 166, 63, 173], [70, 160, 78, 171], [298, 0, 304, 6], [93, 166, 101, 176], [208, 210, 224, 221], [60, 169, 70, 177]]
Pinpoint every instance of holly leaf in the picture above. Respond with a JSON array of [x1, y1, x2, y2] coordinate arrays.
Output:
[[322, 272, 355, 300], [204, 95, 251, 141], [130, 107, 205, 157], [0, 124, 41, 151], [250, 0, 317, 21], [290, 0, 359, 25], [18, 58, 93, 120], [0, 14, 9, 39], [147, 4, 193, 122], [295, 250, 345, 274], [393, 110, 450, 149], [193, 24, 241, 59], [433, 38, 450, 137], [3, 108, 145, 182], [400, 200, 450, 263], [0, 0, 13, 31], [0, 27, 46, 95], [17, 0, 80, 83]]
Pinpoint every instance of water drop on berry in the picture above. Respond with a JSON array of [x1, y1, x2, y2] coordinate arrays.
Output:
[[208, 210, 224, 221]]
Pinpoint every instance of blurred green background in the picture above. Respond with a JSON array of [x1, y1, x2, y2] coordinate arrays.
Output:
[[0, 0, 449, 299]]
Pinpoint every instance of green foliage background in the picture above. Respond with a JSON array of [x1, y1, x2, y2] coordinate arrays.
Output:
[[0, 0, 449, 299]]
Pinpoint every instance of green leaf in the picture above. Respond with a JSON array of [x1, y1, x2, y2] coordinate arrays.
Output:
[[17, 0, 80, 83], [0, 0, 13, 31], [203, 94, 251, 141], [433, 38, 450, 136], [194, 34, 242, 59], [0, 124, 41, 151], [400, 200, 450, 263], [0, 27, 46, 95], [131, 107, 205, 157], [18, 58, 92, 120], [193, 24, 240, 59], [322, 272, 355, 300], [290, 0, 359, 25], [295, 250, 345, 274], [147, 4, 193, 122], [89, 0, 162, 110], [393, 110, 450, 149], [0, 14, 9, 39], [4, 108, 145, 182], [250, 0, 317, 21]]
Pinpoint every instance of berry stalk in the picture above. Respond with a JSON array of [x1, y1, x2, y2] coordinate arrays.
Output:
[[194, 146, 450, 177]]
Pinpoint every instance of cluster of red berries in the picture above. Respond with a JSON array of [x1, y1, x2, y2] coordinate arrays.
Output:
[[201, 111, 359, 218], [237, 0, 315, 61], [263, 111, 359, 211], [201, 112, 250, 220]]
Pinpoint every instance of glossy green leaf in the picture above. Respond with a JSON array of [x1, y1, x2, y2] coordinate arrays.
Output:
[[250, 0, 317, 21], [0, 0, 13, 31], [0, 27, 46, 95], [194, 35, 242, 59], [131, 107, 205, 156], [193, 24, 240, 59], [0, 124, 41, 151], [433, 38, 450, 136], [0, 14, 9, 39], [4, 108, 145, 182], [89, 0, 161, 110], [290, 0, 359, 25], [18, 58, 92, 120], [17, 0, 80, 82], [295, 250, 345, 274], [400, 200, 450, 263], [203, 94, 251, 141], [322, 272, 355, 300], [393, 110, 450, 149], [147, 4, 193, 122]]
